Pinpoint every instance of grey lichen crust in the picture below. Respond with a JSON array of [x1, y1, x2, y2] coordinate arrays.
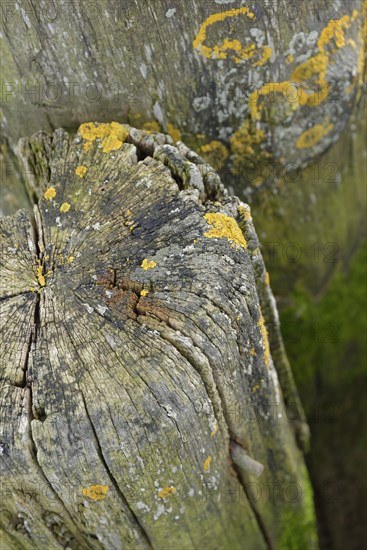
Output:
[[0, 124, 316, 549]]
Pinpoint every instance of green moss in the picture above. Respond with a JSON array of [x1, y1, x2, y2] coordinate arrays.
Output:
[[281, 241, 367, 390], [279, 466, 318, 549]]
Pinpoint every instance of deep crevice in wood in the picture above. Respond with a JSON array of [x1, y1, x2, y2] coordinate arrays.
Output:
[[79, 392, 154, 549]]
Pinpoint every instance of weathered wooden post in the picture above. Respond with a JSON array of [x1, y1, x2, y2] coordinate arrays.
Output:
[[1, 1, 364, 548], [0, 123, 316, 549]]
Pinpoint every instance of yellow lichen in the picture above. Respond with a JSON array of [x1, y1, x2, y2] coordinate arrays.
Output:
[[140, 289, 149, 297], [296, 120, 334, 149], [44, 187, 57, 200], [203, 456, 212, 472], [199, 140, 229, 171], [204, 213, 247, 248], [158, 486, 177, 498], [75, 165, 87, 178], [258, 313, 270, 368], [254, 45, 272, 66], [286, 54, 294, 64], [211, 424, 219, 437], [238, 204, 252, 222], [265, 271, 270, 286], [229, 119, 271, 177], [142, 121, 161, 133], [318, 15, 352, 52], [82, 484, 109, 501], [78, 122, 129, 153], [68, 256, 75, 263], [79, 121, 128, 141], [248, 12, 358, 130], [60, 202, 71, 213], [36, 263, 46, 287], [192, 7, 271, 67], [167, 122, 182, 142], [141, 259, 157, 270], [101, 134, 123, 153]]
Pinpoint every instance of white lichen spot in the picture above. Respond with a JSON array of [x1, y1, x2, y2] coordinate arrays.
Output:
[[193, 96, 211, 112], [165, 8, 176, 17], [144, 44, 152, 62], [92, 222, 101, 231], [250, 28, 265, 47], [136, 501, 150, 513], [83, 303, 94, 314], [153, 101, 165, 125], [104, 333, 117, 349], [140, 63, 147, 79], [96, 304, 108, 315], [19, 415, 28, 434], [153, 505, 165, 521]]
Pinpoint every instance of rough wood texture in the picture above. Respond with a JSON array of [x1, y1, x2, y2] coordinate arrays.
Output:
[[0, 0, 364, 182], [0, 123, 316, 549]]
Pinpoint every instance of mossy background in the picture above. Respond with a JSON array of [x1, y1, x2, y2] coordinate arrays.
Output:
[[281, 242, 366, 550], [245, 101, 366, 549]]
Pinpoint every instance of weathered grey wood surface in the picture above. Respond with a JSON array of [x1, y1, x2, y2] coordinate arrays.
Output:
[[0, 124, 316, 549], [0, 0, 364, 183]]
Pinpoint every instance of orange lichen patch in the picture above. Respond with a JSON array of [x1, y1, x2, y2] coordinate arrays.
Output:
[[249, 12, 359, 128], [158, 486, 177, 499], [211, 424, 219, 437], [101, 135, 123, 153], [192, 7, 272, 66], [82, 484, 109, 501], [203, 456, 212, 472], [143, 121, 161, 133], [140, 289, 149, 297], [75, 165, 87, 178], [254, 45, 272, 66], [141, 259, 157, 270], [83, 141, 92, 152], [36, 263, 46, 287], [44, 187, 57, 200], [238, 204, 252, 222], [318, 15, 352, 52], [167, 122, 182, 142], [193, 8, 254, 57], [291, 53, 329, 85], [78, 122, 129, 153], [79, 121, 128, 141], [199, 140, 229, 171], [204, 213, 247, 249], [249, 81, 307, 121], [229, 119, 270, 176], [60, 202, 71, 213], [296, 120, 334, 149], [258, 313, 270, 368]]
